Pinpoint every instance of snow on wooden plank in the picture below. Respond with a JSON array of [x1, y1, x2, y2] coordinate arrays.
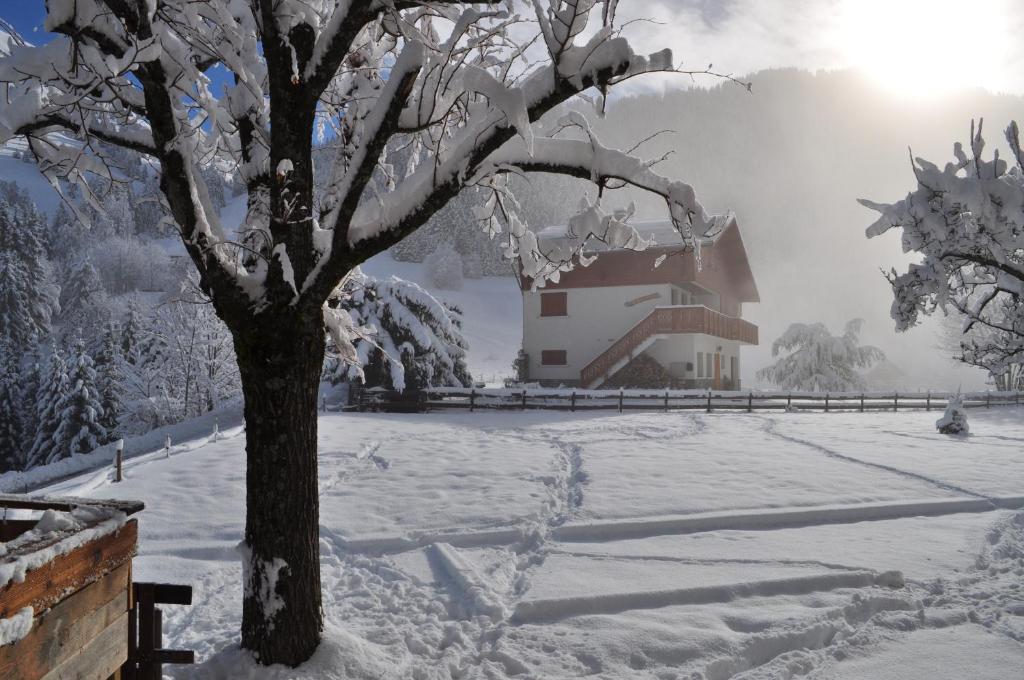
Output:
[[0, 494, 144, 516], [0, 520, 137, 619]]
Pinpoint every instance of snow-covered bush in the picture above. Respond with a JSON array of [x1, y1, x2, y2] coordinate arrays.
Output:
[[936, 395, 969, 436], [325, 270, 471, 392], [757, 319, 885, 392], [424, 243, 464, 291]]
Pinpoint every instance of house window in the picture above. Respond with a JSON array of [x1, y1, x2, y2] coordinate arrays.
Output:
[[541, 350, 567, 365], [540, 292, 567, 317], [697, 352, 704, 378]]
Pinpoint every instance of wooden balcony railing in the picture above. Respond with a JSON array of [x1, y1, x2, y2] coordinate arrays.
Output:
[[580, 306, 758, 388]]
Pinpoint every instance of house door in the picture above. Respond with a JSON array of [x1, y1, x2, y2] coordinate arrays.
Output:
[[713, 353, 721, 390]]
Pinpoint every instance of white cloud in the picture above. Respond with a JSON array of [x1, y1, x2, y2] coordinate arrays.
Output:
[[612, 0, 1024, 95]]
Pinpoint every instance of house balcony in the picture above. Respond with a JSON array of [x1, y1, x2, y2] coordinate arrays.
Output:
[[580, 305, 758, 388]]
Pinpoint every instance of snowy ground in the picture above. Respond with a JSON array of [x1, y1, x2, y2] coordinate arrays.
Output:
[[37, 407, 1024, 679]]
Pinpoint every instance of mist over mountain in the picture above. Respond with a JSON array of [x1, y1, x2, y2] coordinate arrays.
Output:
[[563, 68, 1024, 388]]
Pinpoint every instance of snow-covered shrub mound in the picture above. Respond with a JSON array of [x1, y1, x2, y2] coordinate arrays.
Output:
[[325, 269, 471, 392], [424, 243, 464, 291], [936, 395, 969, 436]]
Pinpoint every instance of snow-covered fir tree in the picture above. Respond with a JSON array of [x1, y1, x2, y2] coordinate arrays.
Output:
[[0, 341, 23, 472], [58, 258, 111, 345], [757, 319, 885, 392], [52, 339, 109, 459], [94, 322, 123, 439], [26, 347, 70, 469], [16, 343, 44, 467], [0, 181, 60, 350], [327, 270, 471, 392]]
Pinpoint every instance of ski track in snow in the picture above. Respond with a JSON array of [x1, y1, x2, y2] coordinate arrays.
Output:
[[760, 416, 987, 499]]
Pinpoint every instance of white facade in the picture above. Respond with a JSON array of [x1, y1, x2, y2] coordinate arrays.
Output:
[[521, 283, 742, 386]]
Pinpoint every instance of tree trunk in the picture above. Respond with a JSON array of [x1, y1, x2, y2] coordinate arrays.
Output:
[[234, 311, 325, 666]]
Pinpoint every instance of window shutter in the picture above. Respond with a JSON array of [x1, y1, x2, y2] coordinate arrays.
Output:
[[540, 292, 567, 317]]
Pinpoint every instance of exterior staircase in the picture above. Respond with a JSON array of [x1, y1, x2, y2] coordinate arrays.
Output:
[[579, 305, 758, 389]]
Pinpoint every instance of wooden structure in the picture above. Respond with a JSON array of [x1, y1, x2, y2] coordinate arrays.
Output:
[[0, 494, 194, 679]]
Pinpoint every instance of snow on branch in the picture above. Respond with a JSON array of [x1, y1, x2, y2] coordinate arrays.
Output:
[[862, 119, 1024, 378]]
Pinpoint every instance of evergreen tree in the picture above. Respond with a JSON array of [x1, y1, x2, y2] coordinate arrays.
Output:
[[58, 258, 110, 345], [52, 339, 107, 459], [0, 181, 60, 350], [26, 347, 70, 469], [94, 321, 123, 440], [16, 344, 44, 466], [0, 341, 23, 473]]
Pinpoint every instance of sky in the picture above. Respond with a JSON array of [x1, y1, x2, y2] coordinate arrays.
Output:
[[6, 1, 1024, 95], [5, 0, 1021, 160]]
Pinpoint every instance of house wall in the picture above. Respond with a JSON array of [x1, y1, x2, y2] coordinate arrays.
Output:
[[522, 283, 675, 382], [645, 335, 742, 389]]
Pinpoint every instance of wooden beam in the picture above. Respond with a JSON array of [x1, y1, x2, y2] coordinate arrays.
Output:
[[0, 520, 138, 619], [0, 494, 144, 516]]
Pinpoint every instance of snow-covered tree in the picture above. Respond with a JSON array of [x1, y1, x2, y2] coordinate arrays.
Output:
[[15, 343, 44, 468], [26, 347, 70, 469], [52, 339, 108, 459], [757, 319, 885, 392], [0, 181, 59, 350], [58, 258, 111, 344], [0, 342, 23, 472], [936, 394, 969, 435], [862, 120, 1024, 389], [424, 242, 465, 290], [0, 1, 729, 663], [94, 322, 123, 439], [327, 269, 471, 391]]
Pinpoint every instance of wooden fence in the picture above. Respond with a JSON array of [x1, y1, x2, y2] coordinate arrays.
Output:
[[354, 387, 1024, 414]]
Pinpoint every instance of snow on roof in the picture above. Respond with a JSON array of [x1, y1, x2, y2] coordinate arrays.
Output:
[[535, 216, 736, 251]]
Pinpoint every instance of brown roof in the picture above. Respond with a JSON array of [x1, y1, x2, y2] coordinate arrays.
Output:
[[522, 218, 760, 303]]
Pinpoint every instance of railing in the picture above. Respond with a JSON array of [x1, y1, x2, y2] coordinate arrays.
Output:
[[422, 388, 1024, 414], [579, 306, 759, 388]]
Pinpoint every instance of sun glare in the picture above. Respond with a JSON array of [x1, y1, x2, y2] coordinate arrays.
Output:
[[841, 0, 1012, 97]]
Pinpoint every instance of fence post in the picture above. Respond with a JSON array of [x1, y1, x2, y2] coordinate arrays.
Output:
[[114, 439, 124, 483], [860, 394, 864, 413], [521, 390, 527, 410], [825, 393, 829, 413], [926, 391, 931, 411], [747, 391, 753, 413], [894, 392, 898, 412], [212, 418, 219, 442], [571, 390, 576, 412], [787, 393, 792, 409], [664, 390, 669, 413], [469, 389, 475, 412], [164, 435, 171, 459], [706, 389, 712, 414], [986, 392, 991, 408], [618, 388, 624, 413]]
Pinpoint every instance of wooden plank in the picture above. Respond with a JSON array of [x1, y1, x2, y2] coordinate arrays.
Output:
[[39, 611, 129, 680], [0, 564, 129, 679], [0, 495, 144, 516], [0, 520, 137, 619]]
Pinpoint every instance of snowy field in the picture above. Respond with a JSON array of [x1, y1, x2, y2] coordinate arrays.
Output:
[[38, 408, 1024, 679]]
